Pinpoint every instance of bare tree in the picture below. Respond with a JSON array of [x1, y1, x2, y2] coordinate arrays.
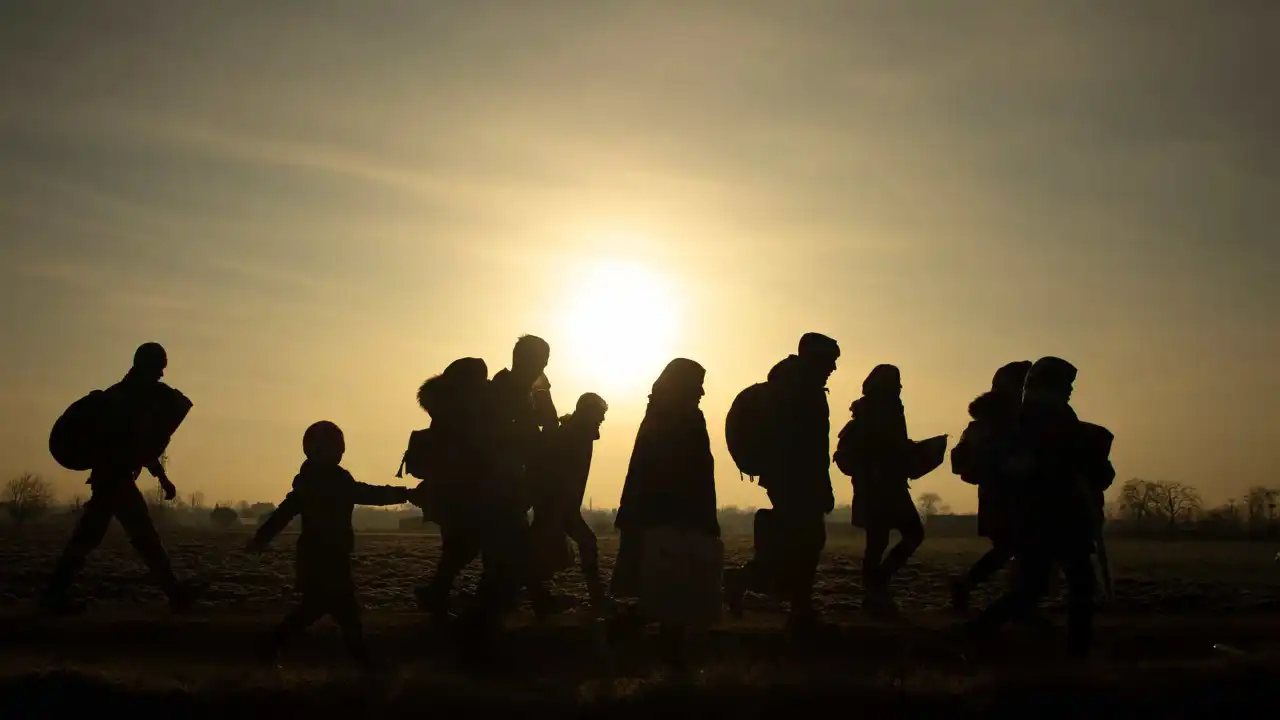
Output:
[[1156, 481, 1202, 531], [916, 492, 943, 520], [188, 491, 205, 510], [4, 473, 55, 525], [1119, 478, 1164, 529]]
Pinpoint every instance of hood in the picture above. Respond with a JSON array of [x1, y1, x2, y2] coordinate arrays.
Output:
[[968, 390, 1017, 421], [850, 393, 903, 420], [767, 354, 803, 384]]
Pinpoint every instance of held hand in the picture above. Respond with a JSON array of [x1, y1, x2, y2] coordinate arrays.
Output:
[[160, 477, 178, 501], [406, 482, 430, 509]]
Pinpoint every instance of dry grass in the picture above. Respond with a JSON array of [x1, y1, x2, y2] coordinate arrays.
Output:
[[2, 526, 1279, 716]]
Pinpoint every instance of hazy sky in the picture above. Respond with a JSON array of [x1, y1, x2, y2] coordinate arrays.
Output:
[[2, 1, 1276, 512]]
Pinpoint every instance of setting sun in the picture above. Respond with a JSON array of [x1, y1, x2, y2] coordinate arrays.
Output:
[[555, 258, 679, 395]]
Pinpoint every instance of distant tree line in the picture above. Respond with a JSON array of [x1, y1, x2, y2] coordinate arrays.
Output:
[[1107, 478, 1280, 540], [4, 472, 1278, 541]]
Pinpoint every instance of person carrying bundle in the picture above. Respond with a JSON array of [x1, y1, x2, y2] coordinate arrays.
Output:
[[42, 342, 203, 615]]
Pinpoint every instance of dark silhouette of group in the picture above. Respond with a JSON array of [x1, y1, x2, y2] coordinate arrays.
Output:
[[42, 335, 1116, 666]]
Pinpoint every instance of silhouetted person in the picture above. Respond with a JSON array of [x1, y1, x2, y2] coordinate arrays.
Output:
[[965, 357, 1111, 658], [248, 421, 415, 666], [527, 393, 610, 608], [42, 343, 202, 615], [611, 359, 719, 663], [725, 333, 840, 634], [462, 335, 560, 635], [837, 364, 923, 614], [409, 358, 491, 623], [948, 361, 1033, 611]]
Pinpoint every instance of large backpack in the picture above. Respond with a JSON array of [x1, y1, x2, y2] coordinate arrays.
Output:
[[49, 390, 110, 471], [49, 385, 192, 472], [724, 382, 777, 480], [396, 427, 436, 480], [832, 417, 862, 483]]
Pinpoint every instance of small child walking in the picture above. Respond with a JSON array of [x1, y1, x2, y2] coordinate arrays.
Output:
[[248, 420, 418, 665]]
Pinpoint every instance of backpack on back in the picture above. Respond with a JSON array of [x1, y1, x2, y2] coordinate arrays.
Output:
[[832, 417, 862, 484], [49, 390, 110, 471], [724, 382, 777, 480], [396, 427, 436, 480]]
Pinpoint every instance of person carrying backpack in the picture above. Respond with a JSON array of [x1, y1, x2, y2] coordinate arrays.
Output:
[[962, 357, 1113, 658], [42, 343, 203, 615], [834, 363, 922, 615], [947, 361, 1032, 612], [723, 333, 840, 635], [405, 357, 490, 624]]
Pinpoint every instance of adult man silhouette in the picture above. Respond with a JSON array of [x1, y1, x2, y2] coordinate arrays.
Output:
[[42, 343, 202, 615]]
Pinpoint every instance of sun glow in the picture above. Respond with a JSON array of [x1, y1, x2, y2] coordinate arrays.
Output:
[[555, 259, 679, 395]]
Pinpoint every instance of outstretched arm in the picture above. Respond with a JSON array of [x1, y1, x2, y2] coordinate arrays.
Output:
[[248, 492, 301, 551], [350, 481, 412, 507]]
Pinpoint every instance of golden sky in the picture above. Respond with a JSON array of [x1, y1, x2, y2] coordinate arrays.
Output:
[[1, 2, 1276, 512]]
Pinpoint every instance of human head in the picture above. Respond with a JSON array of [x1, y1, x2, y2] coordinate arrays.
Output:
[[650, 358, 706, 406], [443, 357, 489, 388], [418, 357, 488, 418], [132, 342, 168, 382], [991, 361, 1033, 399], [862, 364, 902, 398], [512, 335, 551, 379], [302, 420, 345, 465], [797, 332, 840, 382], [1024, 356, 1077, 404], [574, 392, 609, 428]]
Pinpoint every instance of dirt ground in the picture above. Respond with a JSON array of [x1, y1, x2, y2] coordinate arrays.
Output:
[[3, 526, 1279, 613], [2, 527, 1279, 717]]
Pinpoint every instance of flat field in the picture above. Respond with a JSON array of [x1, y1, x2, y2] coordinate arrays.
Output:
[[2, 526, 1278, 717]]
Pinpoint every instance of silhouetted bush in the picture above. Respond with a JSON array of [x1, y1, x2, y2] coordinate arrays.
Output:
[[209, 506, 238, 529]]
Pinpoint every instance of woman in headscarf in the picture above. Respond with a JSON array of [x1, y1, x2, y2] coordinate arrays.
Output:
[[611, 358, 720, 599], [837, 363, 921, 614]]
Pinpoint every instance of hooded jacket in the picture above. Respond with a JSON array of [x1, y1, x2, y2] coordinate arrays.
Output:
[[837, 367, 912, 494], [952, 390, 1022, 539], [759, 355, 834, 509]]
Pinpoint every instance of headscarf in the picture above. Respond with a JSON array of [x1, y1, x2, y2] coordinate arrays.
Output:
[[648, 358, 706, 410], [862, 364, 902, 397]]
